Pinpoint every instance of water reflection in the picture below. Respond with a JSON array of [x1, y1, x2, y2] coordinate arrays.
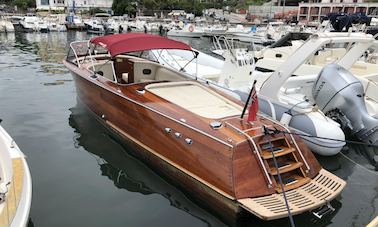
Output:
[[0, 32, 90, 75], [69, 103, 227, 227]]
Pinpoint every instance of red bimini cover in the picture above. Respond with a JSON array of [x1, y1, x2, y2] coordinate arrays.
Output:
[[90, 33, 192, 57]]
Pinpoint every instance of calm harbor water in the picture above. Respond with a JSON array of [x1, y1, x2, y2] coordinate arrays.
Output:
[[0, 31, 376, 227]]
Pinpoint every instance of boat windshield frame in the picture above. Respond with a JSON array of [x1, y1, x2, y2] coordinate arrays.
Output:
[[66, 39, 200, 82]]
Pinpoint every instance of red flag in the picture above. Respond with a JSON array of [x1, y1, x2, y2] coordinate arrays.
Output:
[[247, 84, 258, 122]]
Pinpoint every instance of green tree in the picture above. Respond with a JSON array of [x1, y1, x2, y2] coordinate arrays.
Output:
[[88, 7, 106, 15], [112, 0, 136, 16], [13, 0, 35, 10]]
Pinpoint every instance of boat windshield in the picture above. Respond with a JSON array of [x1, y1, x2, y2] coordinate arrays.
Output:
[[66, 41, 108, 66]]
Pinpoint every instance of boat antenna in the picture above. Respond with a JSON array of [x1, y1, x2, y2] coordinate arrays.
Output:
[[240, 80, 257, 119], [263, 126, 296, 227]]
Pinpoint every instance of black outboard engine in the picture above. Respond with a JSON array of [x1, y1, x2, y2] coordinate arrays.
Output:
[[313, 64, 378, 166]]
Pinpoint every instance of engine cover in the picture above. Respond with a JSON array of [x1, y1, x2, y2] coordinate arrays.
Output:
[[312, 64, 363, 113]]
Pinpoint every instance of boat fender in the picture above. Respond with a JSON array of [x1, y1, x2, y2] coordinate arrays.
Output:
[[189, 25, 194, 32], [280, 111, 293, 126]]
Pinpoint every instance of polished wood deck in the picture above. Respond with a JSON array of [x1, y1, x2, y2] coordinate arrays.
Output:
[[0, 158, 24, 227]]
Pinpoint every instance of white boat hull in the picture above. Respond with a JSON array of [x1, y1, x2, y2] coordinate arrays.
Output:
[[0, 125, 32, 227], [167, 30, 202, 38]]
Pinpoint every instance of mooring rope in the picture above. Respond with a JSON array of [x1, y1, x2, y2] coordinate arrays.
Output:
[[265, 127, 378, 148], [339, 152, 378, 176], [264, 127, 378, 175], [263, 126, 296, 227]]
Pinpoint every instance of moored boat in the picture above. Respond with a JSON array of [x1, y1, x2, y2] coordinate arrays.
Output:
[[167, 24, 203, 38], [19, 16, 37, 32], [65, 14, 85, 31], [0, 124, 32, 227], [150, 41, 346, 156], [63, 33, 346, 221]]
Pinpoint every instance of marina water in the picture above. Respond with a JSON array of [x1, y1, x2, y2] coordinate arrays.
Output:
[[0, 31, 376, 227]]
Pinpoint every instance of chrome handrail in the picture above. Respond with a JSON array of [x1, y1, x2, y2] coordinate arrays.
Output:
[[273, 121, 311, 172], [224, 121, 273, 188]]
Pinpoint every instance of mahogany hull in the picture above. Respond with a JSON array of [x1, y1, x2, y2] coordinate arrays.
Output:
[[66, 59, 323, 198], [80, 103, 244, 224], [69, 68, 238, 199]]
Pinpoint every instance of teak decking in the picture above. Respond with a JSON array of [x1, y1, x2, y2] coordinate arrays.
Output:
[[0, 158, 24, 227]]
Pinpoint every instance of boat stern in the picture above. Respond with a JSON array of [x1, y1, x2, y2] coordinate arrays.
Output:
[[238, 168, 346, 220]]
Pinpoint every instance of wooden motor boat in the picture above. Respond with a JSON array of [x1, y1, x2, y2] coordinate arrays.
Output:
[[0, 124, 32, 227], [63, 33, 346, 221]]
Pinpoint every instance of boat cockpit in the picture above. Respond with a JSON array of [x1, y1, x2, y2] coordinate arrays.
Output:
[[66, 40, 195, 85], [65, 39, 243, 120]]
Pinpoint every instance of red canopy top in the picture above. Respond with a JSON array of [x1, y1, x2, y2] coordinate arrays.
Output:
[[90, 33, 192, 57]]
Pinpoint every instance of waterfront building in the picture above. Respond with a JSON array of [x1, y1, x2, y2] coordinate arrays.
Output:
[[249, 3, 298, 19], [297, 1, 378, 21], [36, 0, 113, 11]]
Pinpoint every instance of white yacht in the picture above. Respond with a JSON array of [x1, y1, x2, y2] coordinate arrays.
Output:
[[84, 18, 104, 34], [85, 13, 111, 34], [65, 14, 85, 30], [35, 18, 48, 32], [19, 16, 37, 32], [167, 24, 203, 38]]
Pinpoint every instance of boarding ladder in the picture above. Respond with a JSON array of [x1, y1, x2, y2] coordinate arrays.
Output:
[[225, 121, 311, 192], [257, 135, 311, 192]]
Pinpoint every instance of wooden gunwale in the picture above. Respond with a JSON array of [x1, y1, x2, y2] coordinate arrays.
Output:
[[64, 61, 235, 148]]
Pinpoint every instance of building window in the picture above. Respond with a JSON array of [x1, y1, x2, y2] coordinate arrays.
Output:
[[84, 0, 86, 4], [41, 0, 49, 5]]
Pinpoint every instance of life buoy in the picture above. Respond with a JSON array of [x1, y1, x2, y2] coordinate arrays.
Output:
[[189, 25, 194, 32]]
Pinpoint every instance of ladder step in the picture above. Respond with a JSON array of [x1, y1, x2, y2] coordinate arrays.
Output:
[[270, 162, 303, 175], [282, 177, 297, 185], [261, 147, 296, 159], [276, 176, 311, 193], [312, 202, 335, 219]]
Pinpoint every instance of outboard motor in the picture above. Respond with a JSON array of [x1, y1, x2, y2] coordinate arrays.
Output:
[[313, 64, 378, 166]]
